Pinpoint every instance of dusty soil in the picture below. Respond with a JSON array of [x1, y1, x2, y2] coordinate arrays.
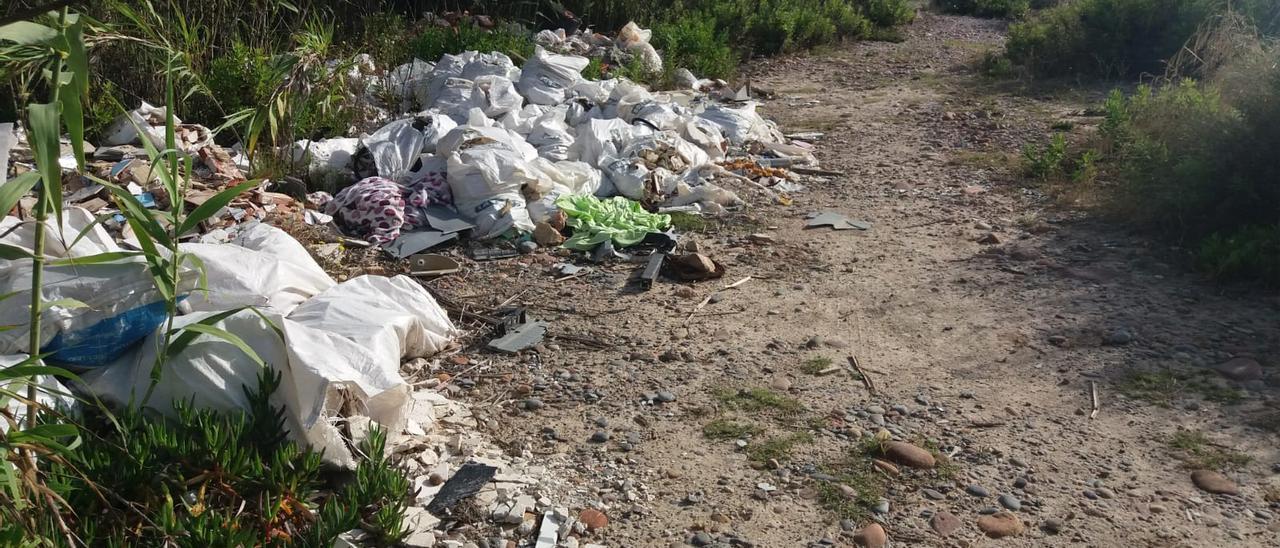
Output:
[[426, 12, 1280, 548]]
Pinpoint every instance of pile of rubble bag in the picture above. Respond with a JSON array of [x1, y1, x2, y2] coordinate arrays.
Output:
[[296, 25, 820, 257], [0, 208, 460, 468]]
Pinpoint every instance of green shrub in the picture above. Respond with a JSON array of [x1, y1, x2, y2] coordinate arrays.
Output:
[[862, 0, 917, 27], [1004, 0, 1277, 78], [653, 15, 737, 79], [412, 22, 534, 65], [1197, 225, 1280, 283], [936, 0, 1030, 19], [1092, 73, 1280, 283], [1023, 132, 1067, 179]]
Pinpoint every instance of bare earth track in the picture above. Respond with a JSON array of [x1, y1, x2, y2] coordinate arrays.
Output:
[[438, 13, 1280, 548]]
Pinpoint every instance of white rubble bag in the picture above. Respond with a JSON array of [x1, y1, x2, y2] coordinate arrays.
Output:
[[569, 118, 654, 168], [681, 117, 727, 161], [526, 110, 575, 161], [387, 58, 435, 110], [517, 46, 589, 105], [424, 52, 474, 103], [287, 275, 456, 369], [499, 104, 554, 135], [361, 118, 431, 180], [469, 75, 524, 119], [101, 101, 176, 148], [697, 102, 785, 146], [430, 77, 476, 122], [447, 146, 541, 237], [292, 137, 360, 191], [84, 274, 459, 468], [617, 22, 662, 73], [0, 208, 197, 367], [0, 355, 77, 432], [525, 160, 602, 223], [177, 223, 335, 316], [417, 112, 458, 154], [460, 51, 521, 82]]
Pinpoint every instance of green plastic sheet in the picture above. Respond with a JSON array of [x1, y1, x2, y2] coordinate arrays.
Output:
[[555, 195, 671, 251]]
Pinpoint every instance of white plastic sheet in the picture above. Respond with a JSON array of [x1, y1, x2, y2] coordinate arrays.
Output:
[[469, 75, 524, 119], [179, 223, 335, 316], [697, 102, 784, 146]]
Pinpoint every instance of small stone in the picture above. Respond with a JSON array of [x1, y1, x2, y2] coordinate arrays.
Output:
[[998, 494, 1021, 511], [517, 241, 538, 254], [747, 233, 776, 244], [1191, 470, 1240, 495], [978, 233, 1001, 245], [930, 512, 962, 537], [578, 508, 608, 531], [883, 441, 936, 469], [770, 376, 793, 391], [976, 512, 1025, 538], [522, 398, 544, 411], [1102, 328, 1134, 346], [922, 489, 946, 500], [966, 484, 990, 497], [840, 519, 856, 531], [589, 431, 610, 443], [852, 523, 887, 548], [1040, 518, 1064, 535], [1213, 357, 1264, 381], [873, 499, 890, 514], [1013, 477, 1028, 489], [871, 459, 899, 476], [1048, 335, 1068, 347], [1095, 488, 1114, 499], [1149, 504, 1167, 514], [691, 532, 714, 546], [655, 390, 677, 403]]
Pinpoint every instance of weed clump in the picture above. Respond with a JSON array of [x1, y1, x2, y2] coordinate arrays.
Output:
[[29, 370, 410, 544], [935, 0, 1030, 19], [714, 387, 805, 413], [1166, 430, 1252, 471]]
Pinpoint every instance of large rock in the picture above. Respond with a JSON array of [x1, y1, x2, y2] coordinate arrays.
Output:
[[976, 512, 1025, 538], [852, 523, 887, 548], [579, 508, 609, 531], [930, 511, 962, 536], [1191, 470, 1240, 495], [883, 441, 936, 469], [1213, 357, 1263, 381]]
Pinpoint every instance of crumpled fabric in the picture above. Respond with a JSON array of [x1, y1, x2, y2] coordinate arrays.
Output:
[[324, 176, 452, 245], [555, 195, 670, 251]]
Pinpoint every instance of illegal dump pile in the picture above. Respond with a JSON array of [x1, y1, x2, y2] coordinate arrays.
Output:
[[1, 20, 833, 547]]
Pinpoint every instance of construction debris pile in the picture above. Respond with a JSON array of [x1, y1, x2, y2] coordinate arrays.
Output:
[[0, 20, 836, 548]]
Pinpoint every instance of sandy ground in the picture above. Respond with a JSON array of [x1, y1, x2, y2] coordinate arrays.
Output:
[[424, 12, 1280, 548]]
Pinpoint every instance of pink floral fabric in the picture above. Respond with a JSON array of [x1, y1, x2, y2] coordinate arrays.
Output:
[[324, 174, 452, 245]]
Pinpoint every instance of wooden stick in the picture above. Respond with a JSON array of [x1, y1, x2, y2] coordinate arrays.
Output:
[[1089, 381, 1100, 419], [724, 276, 752, 289], [847, 356, 877, 394]]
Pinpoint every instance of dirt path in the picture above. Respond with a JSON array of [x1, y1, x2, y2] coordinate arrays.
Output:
[[451, 13, 1280, 548]]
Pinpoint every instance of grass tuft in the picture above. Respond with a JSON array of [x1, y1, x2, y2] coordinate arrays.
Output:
[[714, 387, 805, 413]]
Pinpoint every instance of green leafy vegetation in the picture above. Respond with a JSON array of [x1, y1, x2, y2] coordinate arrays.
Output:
[[412, 21, 535, 66], [703, 419, 763, 440], [27, 370, 411, 544], [1118, 370, 1243, 407], [1166, 430, 1252, 471], [714, 387, 805, 413], [935, 0, 1030, 19], [801, 356, 834, 375], [745, 432, 814, 463]]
